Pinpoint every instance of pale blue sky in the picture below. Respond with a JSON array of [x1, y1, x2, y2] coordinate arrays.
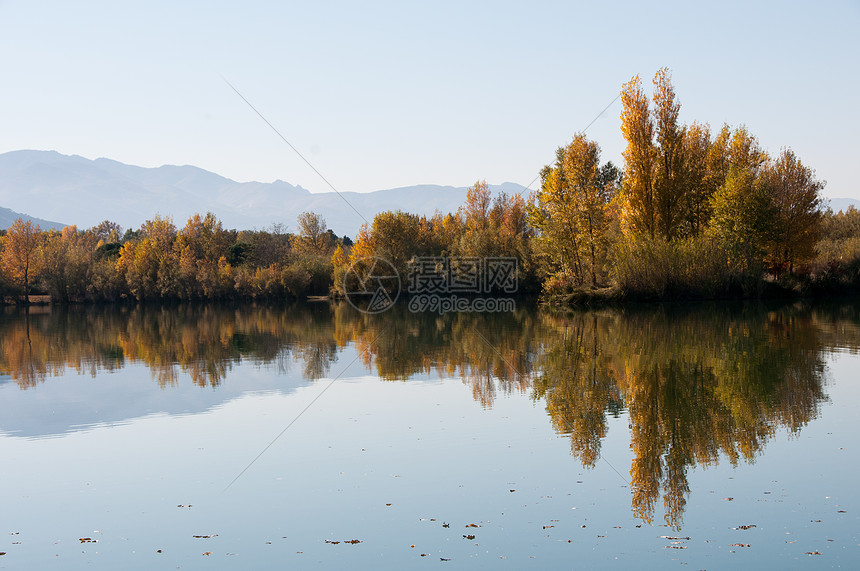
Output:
[[0, 0, 857, 199]]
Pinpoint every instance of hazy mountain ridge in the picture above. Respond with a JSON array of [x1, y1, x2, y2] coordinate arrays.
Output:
[[0, 205, 65, 231], [0, 150, 528, 236]]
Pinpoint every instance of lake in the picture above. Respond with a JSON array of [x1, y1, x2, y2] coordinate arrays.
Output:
[[1, 300, 858, 569]]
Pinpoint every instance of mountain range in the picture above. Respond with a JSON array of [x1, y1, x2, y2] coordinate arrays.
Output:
[[0, 150, 856, 237], [0, 150, 528, 237]]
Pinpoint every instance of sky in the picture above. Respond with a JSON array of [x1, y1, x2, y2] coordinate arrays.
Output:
[[0, 0, 857, 200]]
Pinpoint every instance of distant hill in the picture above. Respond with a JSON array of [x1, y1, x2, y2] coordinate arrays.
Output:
[[0, 150, 530, 237], [824, 197, 860, 213], [0, 205, 65, 231]]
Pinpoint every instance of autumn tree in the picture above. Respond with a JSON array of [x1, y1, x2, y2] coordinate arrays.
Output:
[[620, 74, 657, 237], [1, 219, 42, 302], [765, 148, 825, 271], [456, 180, 495, 258], [295, 211, 334, 255], [369, 210, 423, 274], [530, 134, 609, 287], [173, 213, 233, 298], [116, 215, 178, 299], [39, 226, 92, 302], [679, 122, 711, 237], [652, 68, 686, 240]]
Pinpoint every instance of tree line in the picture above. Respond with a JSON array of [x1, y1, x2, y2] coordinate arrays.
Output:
[[0, 212, 348, 303]]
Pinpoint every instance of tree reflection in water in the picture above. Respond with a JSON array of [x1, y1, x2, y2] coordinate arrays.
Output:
[[1, 300, 857, 529]]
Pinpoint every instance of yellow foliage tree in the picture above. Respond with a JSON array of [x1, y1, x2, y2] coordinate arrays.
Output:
[[1, 219, 42, 302]]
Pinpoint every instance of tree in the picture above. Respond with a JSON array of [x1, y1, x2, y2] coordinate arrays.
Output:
[[680, 122, 711, 237], [295, 211, 333, 255], [1, 219, 41, 302], [708, 166, 776, 274], [530, 134, 608, 287], [652, 67, 686, 240], [765, 148, 825, 272], [620, 74, 657, 238], [39, 226, 92, 302]]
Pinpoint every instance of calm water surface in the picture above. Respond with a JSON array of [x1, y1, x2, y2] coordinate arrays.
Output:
[[1, 300, 858, 569]]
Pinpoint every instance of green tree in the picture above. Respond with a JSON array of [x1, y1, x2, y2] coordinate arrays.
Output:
[[708, 166, 776, 274]]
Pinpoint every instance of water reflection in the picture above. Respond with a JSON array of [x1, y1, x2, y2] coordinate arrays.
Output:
[[1, 300, 858, 529], [534, 303, 849, 528]]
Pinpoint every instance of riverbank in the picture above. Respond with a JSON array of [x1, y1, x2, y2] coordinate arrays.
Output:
[[541, 265, 860, 308]]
